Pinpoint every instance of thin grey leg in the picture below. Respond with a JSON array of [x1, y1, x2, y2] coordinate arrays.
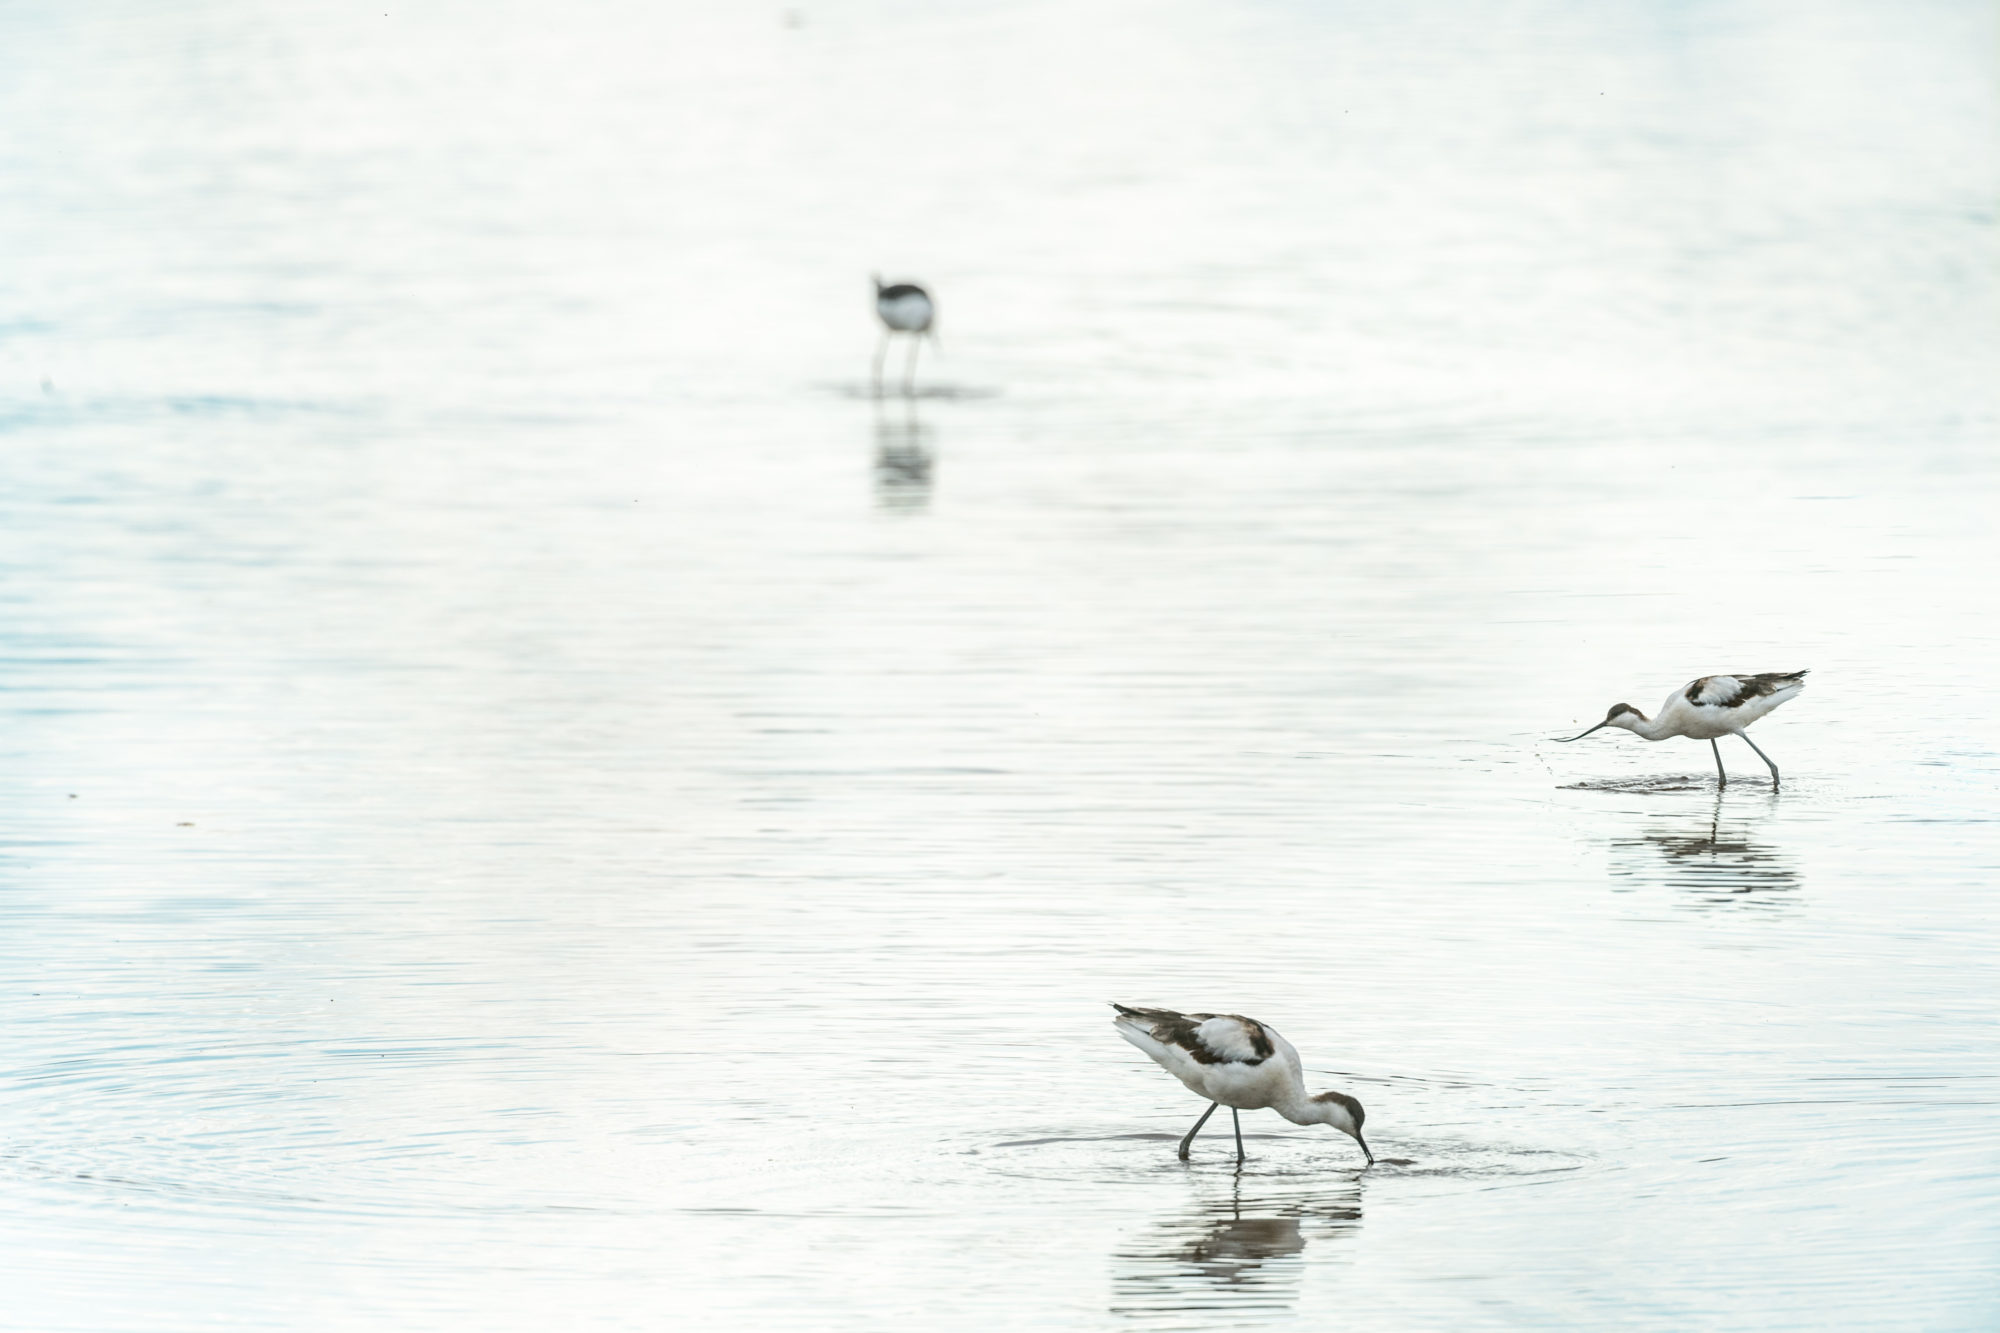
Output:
[[1231, 1108, 1245, 1164], [903, 334, 921, 396], [1178, 1102, 1219, 1160], [1710, 739, 1727, 788], [1738, 732, 1781, 788], [872, 333, 890, 397]]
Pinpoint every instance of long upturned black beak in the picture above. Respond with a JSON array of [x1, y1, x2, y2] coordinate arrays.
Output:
[[1355, 1133, 1374, 1166], [1558, 721, 1609, 742]]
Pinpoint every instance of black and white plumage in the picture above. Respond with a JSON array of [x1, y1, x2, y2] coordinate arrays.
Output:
[[1111, 1004, 1372, 1166], [871, 274, 937, 396], [1561, 670, 1808, 787]]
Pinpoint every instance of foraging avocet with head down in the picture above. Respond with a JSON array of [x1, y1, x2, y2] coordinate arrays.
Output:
[[1561, 670, 1807, 788], [871, 274, 937, 397], [1111, 1004, 1372, 1166]]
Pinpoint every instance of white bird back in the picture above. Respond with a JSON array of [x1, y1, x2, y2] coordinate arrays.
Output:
[[1113, 1007, 1307, 1112], [877, 291, 933, 333]]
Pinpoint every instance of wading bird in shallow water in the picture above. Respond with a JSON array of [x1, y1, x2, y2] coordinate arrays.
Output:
[[1111, 1004, 1372, 1166], [871, 274, 936, 396], [1560, 670, 1808, 788]]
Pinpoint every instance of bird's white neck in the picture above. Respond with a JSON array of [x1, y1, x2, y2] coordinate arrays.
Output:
[[1269, 1081, 1323, 1127], [1619, 712, 1670, 741]]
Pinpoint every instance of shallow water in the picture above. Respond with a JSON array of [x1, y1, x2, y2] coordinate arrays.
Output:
[[2, 0, 1998, 1328]]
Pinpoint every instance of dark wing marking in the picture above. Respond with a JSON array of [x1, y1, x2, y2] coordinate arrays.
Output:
[[1683, 676, 1738, 707], [1685, 670, 1808, 710], [1111, 1003, 1272, 1066], [877, 283, 929, 301]]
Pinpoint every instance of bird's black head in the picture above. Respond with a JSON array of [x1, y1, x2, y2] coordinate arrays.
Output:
[[1559, 701, 1645, 743], [1312, 1091, 1372, 1164]]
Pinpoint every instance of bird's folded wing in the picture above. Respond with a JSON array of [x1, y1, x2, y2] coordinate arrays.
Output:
[[1686, 675, 1748, 708], [1687, 672, 1806, 709], [1113, 1005, 1276, 1066], [1176, 1012, 1272, 1064], [1189, 1015, 1274, 1064]]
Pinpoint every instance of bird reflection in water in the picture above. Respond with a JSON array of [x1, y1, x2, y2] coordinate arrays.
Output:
[[1109, 1178, 1360, 1320], [873, 397, 934, 511], [1609, 794, 1801, 910]]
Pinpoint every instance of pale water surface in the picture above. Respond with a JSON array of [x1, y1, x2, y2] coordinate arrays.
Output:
[[2, 1, 1998, 1328]]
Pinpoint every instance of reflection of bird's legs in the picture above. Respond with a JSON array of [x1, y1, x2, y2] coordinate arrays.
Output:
[[1179, 1102, 1219, 1160], [1710, 739, 1727, 789], [1738, 732, 1781, 788], [903, 333, 921, 396], [872, 332, 890, 397], [1232, 1108, 1245, 1164]]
